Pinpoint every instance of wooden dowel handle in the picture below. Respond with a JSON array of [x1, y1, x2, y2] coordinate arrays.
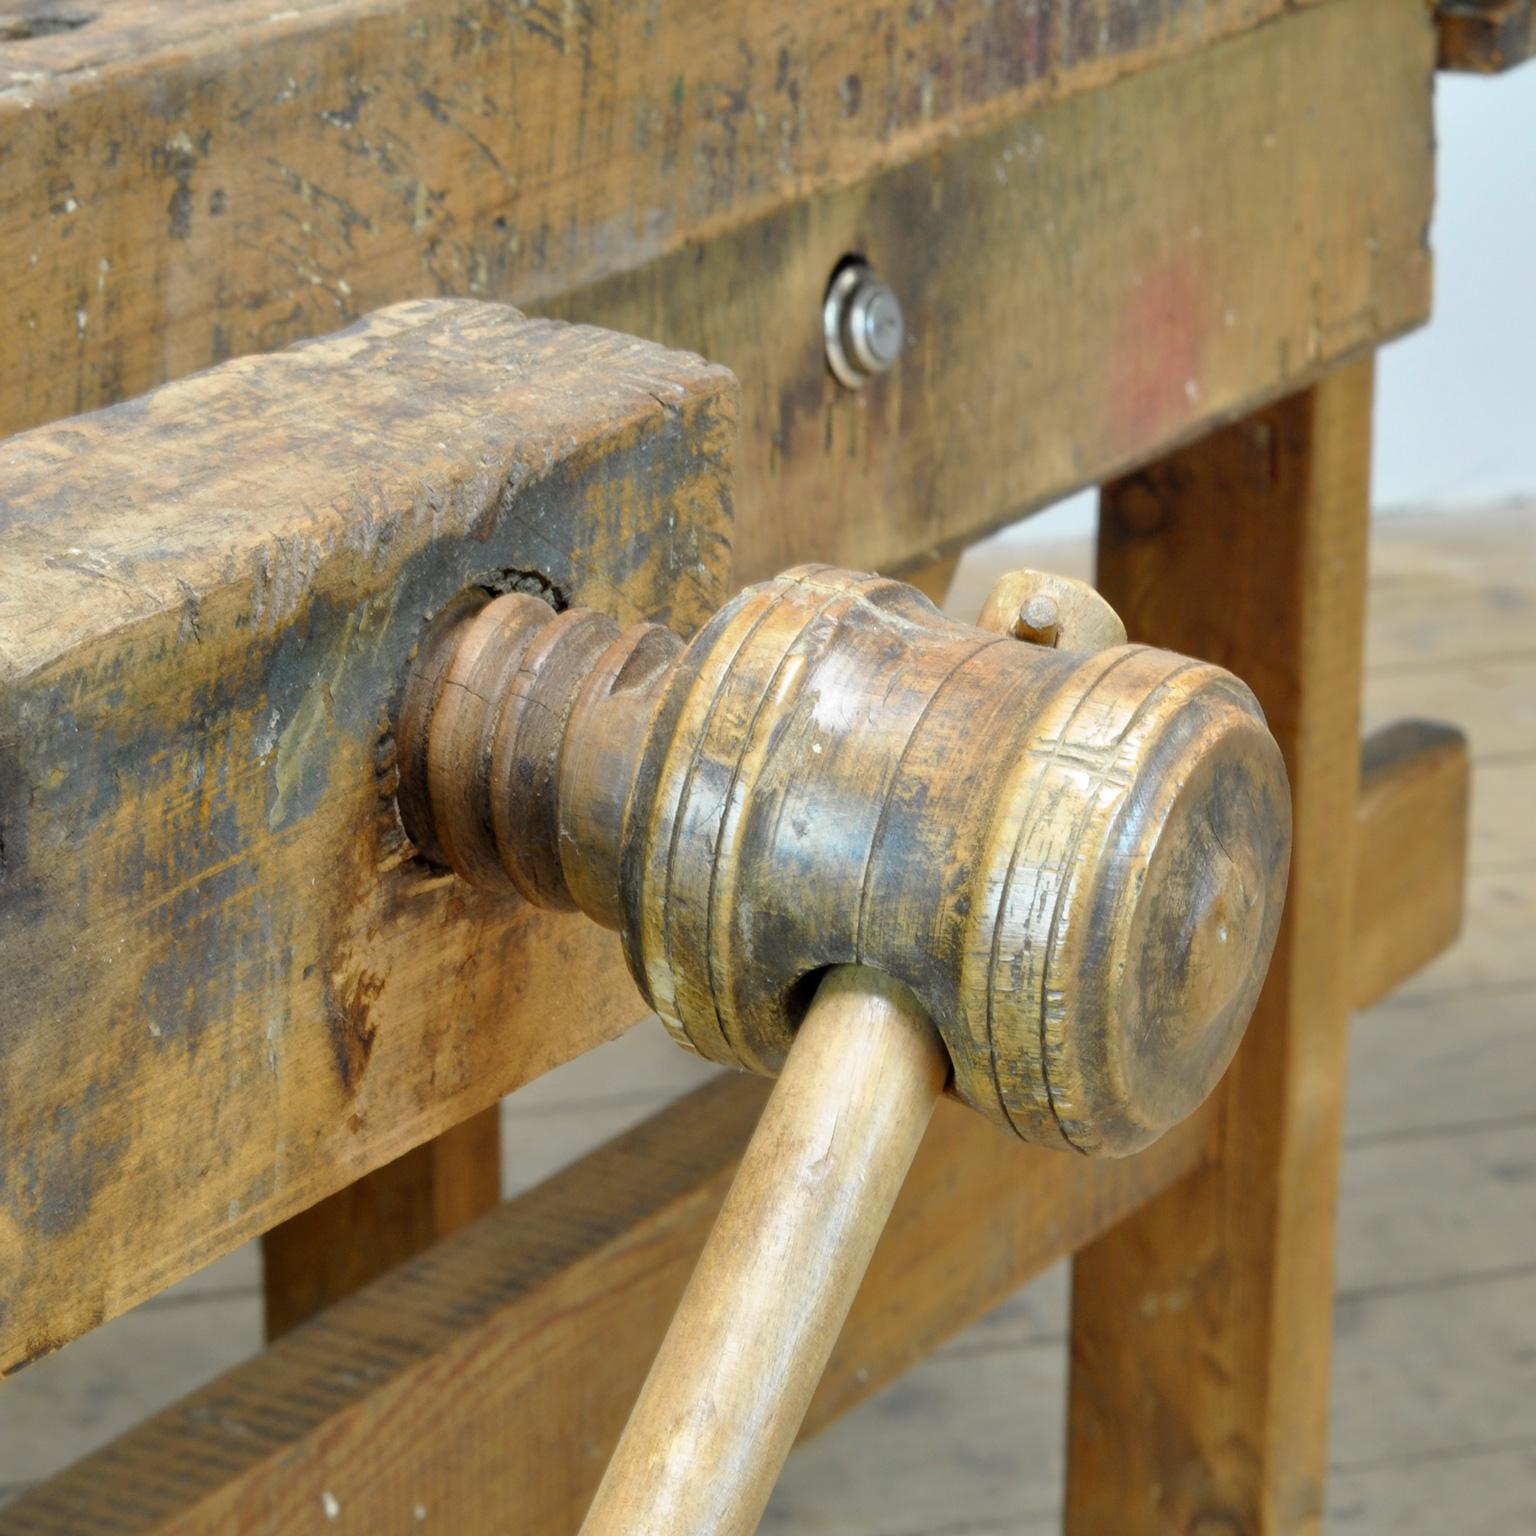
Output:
[[579, 966, 949, 1536]]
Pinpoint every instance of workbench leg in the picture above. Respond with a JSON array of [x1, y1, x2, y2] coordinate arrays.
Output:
[[1065, 358, 1373, 1533], [261, 1107, 502, 1336]]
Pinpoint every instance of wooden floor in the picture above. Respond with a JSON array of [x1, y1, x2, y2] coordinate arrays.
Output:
[[2, 506, 1532, 1532]]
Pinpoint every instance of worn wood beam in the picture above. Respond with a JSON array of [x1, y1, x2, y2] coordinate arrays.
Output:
[[0, 300, 735, 1377], [1, 0, 1323, 446], [1352, 720, 1471, 1011], [0, 0, 1437, 1375], [544, 0, 1435, 581], [2, 0, 1432, 581], [1438, 0, 1536, 70], [0, 1077, 1216, 1536]]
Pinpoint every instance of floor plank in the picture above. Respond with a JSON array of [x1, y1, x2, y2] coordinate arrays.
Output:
[[1335, 1122, 1536, 1292], [1363, 655, 1536, 761], [1467, 755, 1536, 871], [763, 1337, 1067, 1534], [1329, 1271, 1536, 1466], [1326, 1442, 1536, 1535], [1347, 983, 1536, 1140]]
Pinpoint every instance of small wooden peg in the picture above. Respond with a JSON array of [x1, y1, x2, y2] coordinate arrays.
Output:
[[976, 567, 1128, 649]]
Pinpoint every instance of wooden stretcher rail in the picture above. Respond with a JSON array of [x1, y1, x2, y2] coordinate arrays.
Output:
[[1352, 719, 1471, 1011], [0, 711, 1467, 1533], [2, 0, 1434, 581], [0, 1080, 1216, 1536]]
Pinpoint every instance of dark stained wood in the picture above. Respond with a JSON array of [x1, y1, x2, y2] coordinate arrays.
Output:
[[1438, 0, 1536, 70], [1353, 720, 1471, 1011], [0, 299, 735, 1377], [0, 0, 1433, 581], [1067, 359, 1376, 1533], [0, 1076, 1216, 1536], [542, 0, 1435, 579]]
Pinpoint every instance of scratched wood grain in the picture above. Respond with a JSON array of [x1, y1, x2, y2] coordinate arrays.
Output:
[[542, 0, 1435, 579], [1, 0, 1428, 583], [0, 298, 735, 1376], [2, 0, 1290, 439]]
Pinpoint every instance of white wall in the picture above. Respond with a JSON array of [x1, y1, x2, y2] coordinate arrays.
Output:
[[1375, 68, 1536, 513]]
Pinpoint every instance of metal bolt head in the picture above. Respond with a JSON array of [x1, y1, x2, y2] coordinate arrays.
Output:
[[1013, 593, 1062, 647], [847, 281, 904, 374], [825, 261, 906, 389]]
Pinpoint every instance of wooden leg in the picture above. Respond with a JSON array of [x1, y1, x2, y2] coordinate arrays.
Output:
[[261, 1105, 502, 1337], [1066, 359, 1374, 1533]]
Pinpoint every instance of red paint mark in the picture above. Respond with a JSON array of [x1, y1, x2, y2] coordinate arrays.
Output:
[[1110, 257, 1207, 452]]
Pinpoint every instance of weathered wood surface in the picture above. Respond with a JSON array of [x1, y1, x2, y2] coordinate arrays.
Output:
[[2, 0, 1306, 443], [1352, 720, 1471, 1011], [2, 0, 1432, 580], [542, 0, 1435, 578], [0, 1075, 1217, 1536], [0, 299, 735, 1377], [1066, 361, 1376, 1533], [0, 510, 1506, 1527], [1438, 0, 1536, 70]]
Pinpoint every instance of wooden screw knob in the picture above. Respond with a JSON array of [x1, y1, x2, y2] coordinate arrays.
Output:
[[399, 564, 1290, 1156]]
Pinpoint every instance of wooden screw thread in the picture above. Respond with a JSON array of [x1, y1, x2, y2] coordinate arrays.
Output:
[[397, 589, 677, 916], [398, 565, 1290, 1154], [579, 967, 949, 1536]]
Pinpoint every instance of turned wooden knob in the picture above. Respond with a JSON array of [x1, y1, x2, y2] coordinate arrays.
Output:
[[398, 564, 1290, 1155]]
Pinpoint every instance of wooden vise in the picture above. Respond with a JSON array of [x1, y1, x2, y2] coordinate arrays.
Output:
[[395, 552, 1292, 1528], [0, 294, 1469, 1536]]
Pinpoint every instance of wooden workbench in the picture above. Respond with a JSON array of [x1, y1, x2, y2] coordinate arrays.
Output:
[[1, 0, 1521, 1530]]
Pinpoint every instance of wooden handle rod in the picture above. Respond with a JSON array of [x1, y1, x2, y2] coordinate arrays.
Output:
[[579, 966, 949, 1536]]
